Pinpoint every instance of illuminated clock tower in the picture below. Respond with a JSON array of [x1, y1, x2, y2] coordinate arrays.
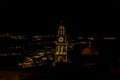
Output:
[[55, 21, 68, 62]]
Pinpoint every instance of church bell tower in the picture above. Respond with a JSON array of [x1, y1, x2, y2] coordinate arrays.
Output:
[[55, 21, 68, 62]]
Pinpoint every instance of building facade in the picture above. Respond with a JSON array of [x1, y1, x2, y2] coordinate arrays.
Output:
[[55, 23, 68, 62]]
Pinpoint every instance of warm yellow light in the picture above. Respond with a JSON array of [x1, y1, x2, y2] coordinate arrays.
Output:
[[78, 37, 84, 39], [103, 37, 117, 40]]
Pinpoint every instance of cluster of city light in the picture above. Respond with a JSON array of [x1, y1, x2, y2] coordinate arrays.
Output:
[[0, 33, 56, 40], [32, 36, 42, 40], [0, 33, 27, 39], [0, 33, 119, 60], [0, 53, 21, 56], [79, 41, 88, 44], [0, 33, 118, 40], [77, 36, 118, 40], [88, 37, 96, 40], [8, 46, 22, 49], [102, 37, 117, 40], [18, 52, 55, 68], [32, 35, 55, 38]]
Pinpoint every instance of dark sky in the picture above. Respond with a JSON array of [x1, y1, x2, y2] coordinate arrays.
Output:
[[0, 0, 8, 8], [2, 10, 120, 36], [112, 0, 120, 8], [7, 15, 118, 37]]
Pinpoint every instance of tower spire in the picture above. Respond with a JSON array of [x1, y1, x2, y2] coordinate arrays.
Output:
[[60, 20, 63, 25]]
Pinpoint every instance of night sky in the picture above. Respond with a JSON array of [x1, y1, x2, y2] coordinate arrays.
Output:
[[11, 15, 119, 36], [112, 0, 120, 8], [1, 10, 120, 36], [0, 0, 8, 8]]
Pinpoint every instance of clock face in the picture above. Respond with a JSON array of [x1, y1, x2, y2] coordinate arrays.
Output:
[[58, 37, 64, 42]]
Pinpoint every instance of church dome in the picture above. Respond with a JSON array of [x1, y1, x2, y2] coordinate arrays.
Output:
[[81, 47, 99, 56]]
